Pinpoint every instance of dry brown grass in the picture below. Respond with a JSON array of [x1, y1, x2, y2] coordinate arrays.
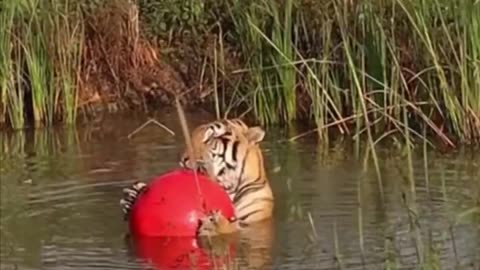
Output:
[[78, 0, 188, 112]]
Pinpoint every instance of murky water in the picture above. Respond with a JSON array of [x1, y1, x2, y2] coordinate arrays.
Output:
[[1, 110, 479, 270]]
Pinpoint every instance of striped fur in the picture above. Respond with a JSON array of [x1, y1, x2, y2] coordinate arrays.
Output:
[[179, 118, 274, 227], [179, 118, 249, 171], [119, 182, 147, 220], [119, 118, 274, 230]]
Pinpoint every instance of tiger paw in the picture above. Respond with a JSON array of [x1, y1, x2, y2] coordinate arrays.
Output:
[[179, 158, 208, 175], [197, 210, 238, 237], [120, 181, 147, 220]]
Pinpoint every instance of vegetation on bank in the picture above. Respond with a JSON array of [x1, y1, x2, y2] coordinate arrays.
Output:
[[0, 0, 479, 146]]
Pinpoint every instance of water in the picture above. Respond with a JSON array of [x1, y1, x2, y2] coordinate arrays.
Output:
[[1, 110, 479, 270]]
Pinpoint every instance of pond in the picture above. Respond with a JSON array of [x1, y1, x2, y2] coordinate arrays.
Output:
[[1, 109, 479, 270]]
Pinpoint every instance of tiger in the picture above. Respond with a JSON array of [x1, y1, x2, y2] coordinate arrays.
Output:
[[179, 118, 250, 175], [179, 119, 274, 230], [120, 118, 274, 235]]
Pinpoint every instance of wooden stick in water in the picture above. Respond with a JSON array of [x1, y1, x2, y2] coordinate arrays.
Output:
[[127, 118, 175, 139], [175, 97, 197, 170], [174, 97, 205, 204]]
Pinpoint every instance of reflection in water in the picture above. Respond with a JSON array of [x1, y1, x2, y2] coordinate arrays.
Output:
[[127, 235, 235, 270], [1, 110, 479, 270], [124, 219, 274, 270]]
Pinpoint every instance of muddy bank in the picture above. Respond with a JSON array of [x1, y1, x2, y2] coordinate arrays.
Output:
[[77, 1, 243, 115]]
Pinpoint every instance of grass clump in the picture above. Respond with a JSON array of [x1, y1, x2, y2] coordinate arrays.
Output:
[[0, 0, 190, 130], [0, 0, 84, 129], [1, 0, 479, 146], [217, 0, 480, 146]]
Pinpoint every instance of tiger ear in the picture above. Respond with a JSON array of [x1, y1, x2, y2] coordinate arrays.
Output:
[[245, 126, 265, 144]]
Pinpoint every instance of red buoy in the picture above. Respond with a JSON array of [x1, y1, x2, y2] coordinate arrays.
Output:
[[128, 169, 235, 237], [132, 235, 236, 270]]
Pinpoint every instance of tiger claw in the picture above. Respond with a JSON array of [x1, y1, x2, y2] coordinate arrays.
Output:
[[120, 181, 147, 220], [197, 210, 238, 237], [179, 159, 209, 178]]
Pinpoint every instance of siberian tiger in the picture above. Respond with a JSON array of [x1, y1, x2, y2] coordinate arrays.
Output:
[[120, 118, 274, 235]]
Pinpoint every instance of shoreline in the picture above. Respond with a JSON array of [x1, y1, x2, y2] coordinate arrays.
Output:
[[1, 0, 479, 147]]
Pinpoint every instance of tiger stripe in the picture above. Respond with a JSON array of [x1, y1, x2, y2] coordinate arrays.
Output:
[[180, 118, 274, 227]]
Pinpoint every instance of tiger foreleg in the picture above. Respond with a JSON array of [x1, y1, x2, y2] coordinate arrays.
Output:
[[196, 210, 239, 237], [119, 181, 147, 220]]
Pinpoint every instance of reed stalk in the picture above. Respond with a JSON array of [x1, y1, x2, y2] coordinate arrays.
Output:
[[225, 0, 479, 145], [0, 1, 24, 129], [1, 0, 479, 146], [0, 0, 83, 130]]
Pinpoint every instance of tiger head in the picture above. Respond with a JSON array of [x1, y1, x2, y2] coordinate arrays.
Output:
[[179, 118, 267, 193], [179, 118, 249, 170]]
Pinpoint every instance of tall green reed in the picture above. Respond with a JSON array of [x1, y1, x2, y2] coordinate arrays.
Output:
[[23, 0, 52, 127], [2, 0, 479, 146], [397, 0, 480, 144], [226, 0, 298, 125], [0, 1, 25, 129], [0, 0, 83, 130], [49, 0, 84, 124], [226, 0, 479, 145]]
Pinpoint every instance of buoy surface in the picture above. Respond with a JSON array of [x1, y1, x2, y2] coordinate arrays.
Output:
[[128, 169, 235, 237], [132, 235, 235, 270]]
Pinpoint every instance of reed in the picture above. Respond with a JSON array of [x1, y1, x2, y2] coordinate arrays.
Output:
[[0, 1, 24, 129], [396, 0, 480, 143], [223, 0, 480, 145], [225, 0, 298, 125], [1, 0, 479, 146], [23, 0, 52, 126], [50, 0, 84, 125], [0, 0, 83, 130]]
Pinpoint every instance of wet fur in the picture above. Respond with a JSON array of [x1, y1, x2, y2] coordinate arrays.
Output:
[[120, 118, 274, 229], [180, 119, 274, 227]]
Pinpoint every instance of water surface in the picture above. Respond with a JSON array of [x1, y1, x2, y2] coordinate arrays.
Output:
[[1, 110, 479, 270]]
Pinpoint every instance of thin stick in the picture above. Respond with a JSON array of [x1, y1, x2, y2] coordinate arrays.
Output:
[[213, 37, 220, 120], [175, 98, 195, 169], [127, 118, 175, 139], [175, 97, 204, 203]]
